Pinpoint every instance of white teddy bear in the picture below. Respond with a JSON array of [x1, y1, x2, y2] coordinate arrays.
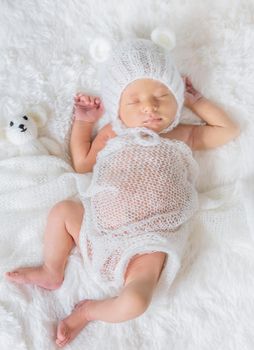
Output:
[[0, 103, 62, 159]]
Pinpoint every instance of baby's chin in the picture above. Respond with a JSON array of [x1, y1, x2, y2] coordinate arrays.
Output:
[[138, 121, 171, 133]]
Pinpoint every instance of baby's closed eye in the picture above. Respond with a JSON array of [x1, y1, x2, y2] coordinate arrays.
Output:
[[127, 100, 140, 105], [156, 93, 169, 98], [126, 94, 169, 105]]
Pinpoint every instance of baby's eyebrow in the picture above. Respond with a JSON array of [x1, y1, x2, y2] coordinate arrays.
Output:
[[128, 92, 138, 98], [156, 88, 169, 94]]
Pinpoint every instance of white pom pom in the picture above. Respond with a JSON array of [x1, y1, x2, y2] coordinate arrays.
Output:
[[151, 27, 176, 51], [89, 37, 112, 63]]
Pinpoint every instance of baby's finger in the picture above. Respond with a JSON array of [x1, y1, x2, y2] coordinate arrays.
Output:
[[97, 102, 105, 113], [89, 96, 96, 105], [91, 96, 101, 106], [81, 96, 90, 105], [74, 95, 80, 102], [74, 92, 85, 100], [74, 92, 83, 100], [80, 95, 90, 105], [186, 77, 193, 87], [182, 75, 187, 83], [95, 97, 101, 105]]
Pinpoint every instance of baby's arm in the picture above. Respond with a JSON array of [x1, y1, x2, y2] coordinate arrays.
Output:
[[184, 77, 241, 150], [70, 94, 111, 173]]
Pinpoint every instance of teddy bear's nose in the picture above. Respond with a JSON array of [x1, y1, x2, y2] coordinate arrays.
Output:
[[19, 124, 25, 129]]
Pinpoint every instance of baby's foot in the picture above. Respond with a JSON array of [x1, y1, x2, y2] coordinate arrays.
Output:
[[56, 299, 92, 348], [5, 265, 64, 290], [73, 93, 104, 122]]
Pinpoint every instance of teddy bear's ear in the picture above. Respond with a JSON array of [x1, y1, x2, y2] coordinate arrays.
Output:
[[0, 96, 24, 119], [28, 106, 47, 127]]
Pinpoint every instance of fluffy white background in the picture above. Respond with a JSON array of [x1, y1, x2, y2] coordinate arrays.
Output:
[[0, 0, 254, 349]]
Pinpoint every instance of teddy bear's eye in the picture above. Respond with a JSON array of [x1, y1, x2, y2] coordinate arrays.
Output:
[[23, 115, 28, 120], [9, 121, 14, 127]]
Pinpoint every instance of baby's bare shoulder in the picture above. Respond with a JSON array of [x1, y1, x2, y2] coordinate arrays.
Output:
[[98, 123, 195, 148], [91, 123, 117, 152], [97, 123, 117, 139]]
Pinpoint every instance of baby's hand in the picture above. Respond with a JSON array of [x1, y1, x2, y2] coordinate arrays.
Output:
[[183, 76, 203, 109], [73, 93, 105, 122]]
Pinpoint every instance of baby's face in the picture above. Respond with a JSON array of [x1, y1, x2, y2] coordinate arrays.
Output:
[[118, 78, 178, 133]]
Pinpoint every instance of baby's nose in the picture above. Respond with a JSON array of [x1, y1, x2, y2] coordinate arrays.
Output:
[[141, 100, 157, 113]]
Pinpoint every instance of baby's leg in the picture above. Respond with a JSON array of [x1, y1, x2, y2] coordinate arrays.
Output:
[[55, 252, 166, 347], [86, 252, 167, 321], [5, 200, 84, 290]]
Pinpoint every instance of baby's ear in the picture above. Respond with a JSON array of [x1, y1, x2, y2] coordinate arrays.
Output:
[[28, 106, 47, 127]]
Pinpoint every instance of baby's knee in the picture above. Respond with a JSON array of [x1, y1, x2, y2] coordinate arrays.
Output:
[[49, 200, 83, 220]]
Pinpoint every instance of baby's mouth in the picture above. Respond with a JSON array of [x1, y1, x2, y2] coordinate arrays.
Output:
[[143, 117, 163, 125]]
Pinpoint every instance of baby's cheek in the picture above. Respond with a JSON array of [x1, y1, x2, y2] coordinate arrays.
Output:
[[164, 98, 177, 113]]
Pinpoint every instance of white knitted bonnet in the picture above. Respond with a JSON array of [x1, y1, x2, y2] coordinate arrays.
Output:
[[90, 28, 184, 135]]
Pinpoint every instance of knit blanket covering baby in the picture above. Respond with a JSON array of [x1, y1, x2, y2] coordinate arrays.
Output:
[[79, 128, 199, 295]]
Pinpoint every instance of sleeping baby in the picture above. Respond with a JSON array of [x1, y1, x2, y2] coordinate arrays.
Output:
[[5, 37, 240, 347]]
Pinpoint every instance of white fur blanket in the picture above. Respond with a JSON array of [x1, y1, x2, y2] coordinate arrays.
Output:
[[1, 1, 254, 349]]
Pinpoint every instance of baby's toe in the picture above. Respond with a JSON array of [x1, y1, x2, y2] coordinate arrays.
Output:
[[5, 271, 25, 283], [6, 271, 18, 278]]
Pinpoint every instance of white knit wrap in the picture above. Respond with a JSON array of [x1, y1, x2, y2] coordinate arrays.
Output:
[[79, 130, 199, 290], [99, 38, 184, 135]]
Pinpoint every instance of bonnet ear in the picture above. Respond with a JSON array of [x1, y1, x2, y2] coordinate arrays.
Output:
[[89, 29, 175, 62], [89, 37, 113, 63], [150, 26, 176, 51], [28, 106, 47, 127]]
